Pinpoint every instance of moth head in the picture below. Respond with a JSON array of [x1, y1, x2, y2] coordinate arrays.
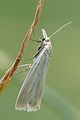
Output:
[[42, 29, 50, 42]]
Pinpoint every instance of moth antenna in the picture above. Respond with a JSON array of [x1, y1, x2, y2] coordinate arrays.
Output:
[[49, 21, 72, 39]]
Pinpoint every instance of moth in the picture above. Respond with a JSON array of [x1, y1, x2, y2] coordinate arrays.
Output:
[[15, 22, 72, 112]]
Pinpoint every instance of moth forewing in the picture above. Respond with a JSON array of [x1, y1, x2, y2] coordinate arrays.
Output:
[[15, 29, 52, 112]]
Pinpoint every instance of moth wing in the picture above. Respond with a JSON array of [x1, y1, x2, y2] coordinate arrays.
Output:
[[15, 49, 51, 112]]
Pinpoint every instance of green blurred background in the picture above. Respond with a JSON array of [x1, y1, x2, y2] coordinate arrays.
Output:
[[0, 0, 80, 120]]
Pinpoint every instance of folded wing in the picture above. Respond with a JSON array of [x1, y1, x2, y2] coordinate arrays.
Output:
[[15, 48, 51, 112]]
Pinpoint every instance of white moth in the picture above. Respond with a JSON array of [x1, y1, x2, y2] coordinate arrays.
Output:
[[15, 21, 72, 112]]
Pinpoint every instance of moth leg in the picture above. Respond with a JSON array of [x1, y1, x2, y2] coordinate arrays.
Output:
[[14, 64, 32, 75], [30, 37, 42, 43], [18, 64, 32, 68], [20, 64, 32, 72], [31, 30, 42, 43]]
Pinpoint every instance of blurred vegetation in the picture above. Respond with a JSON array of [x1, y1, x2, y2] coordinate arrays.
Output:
[[0, 0, 80, 120]]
